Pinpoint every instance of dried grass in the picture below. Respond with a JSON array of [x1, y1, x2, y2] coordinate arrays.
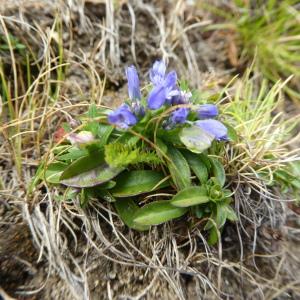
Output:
[[1, 1, 300, 299]]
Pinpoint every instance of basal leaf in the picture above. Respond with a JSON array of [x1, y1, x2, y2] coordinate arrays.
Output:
[[182, 150, 209, 184], [199, 153, 212, 170], [60, 164, 123, 188], [114, 198, 150, 231], [60, 149, 104, 180], [155, 138, 168, 156], [180, 125, 214, 154], [57, 147, 88, 161], [45, 162, 68, 184], [170, 186, 209, 207], [111, 170, 169, 197], [157, 128, 182, 145], [133, 200, 188, 226], [167, 146, 191, 190], [209, 157, 226, 187]]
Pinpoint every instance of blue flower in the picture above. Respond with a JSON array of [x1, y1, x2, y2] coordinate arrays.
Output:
[[170, 90, 192, 105], [195, 119, 228, 141], [132, 101, 145, 118], [197, 104, 218, 119], [108, 104, 137, 129], [147, 71, 178, 110], [170, 108, 190, 124], [149, 60, 166, 85], [125, 66, 141, 100]]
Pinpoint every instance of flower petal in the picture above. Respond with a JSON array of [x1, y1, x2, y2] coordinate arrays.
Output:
[[147, 85, 167, 110], [195, 119, 228, 141], [149, 60, 166, 85], [170, 108, 190, 124], [164, 71, 177, 91], [197, 104, 218, 119], [108, 104, 137, 129], [125, 66, 141, 100]]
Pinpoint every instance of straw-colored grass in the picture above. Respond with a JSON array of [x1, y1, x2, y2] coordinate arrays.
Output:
[[1, 2, 300, 299]]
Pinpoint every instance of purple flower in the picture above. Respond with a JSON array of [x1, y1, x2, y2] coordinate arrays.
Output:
[[108, 104, 137, 129], [197, 104, 218, 119], [125, 66, 141, 100], [147, 71, 178, 110], [170, 90, 192, 105], [170, 108, 190, 124], [132, 102, 145, 118], [195, 119, 228, 141], [149, 60, 166, 85]]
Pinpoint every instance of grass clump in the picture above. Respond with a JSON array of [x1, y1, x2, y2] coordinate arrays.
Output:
[[206, 0, 300, 99], [219, 71, 300, 231]]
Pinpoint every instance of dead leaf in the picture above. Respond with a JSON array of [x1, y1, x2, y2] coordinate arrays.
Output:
[[53, 127, 66, 143]]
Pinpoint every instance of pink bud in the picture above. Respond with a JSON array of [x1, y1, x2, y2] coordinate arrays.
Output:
[[67, 131, 94, 145]]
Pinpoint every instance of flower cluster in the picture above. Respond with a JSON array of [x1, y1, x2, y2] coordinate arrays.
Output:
[[108, 60, 228, 141], [43, 60, 237, 241]]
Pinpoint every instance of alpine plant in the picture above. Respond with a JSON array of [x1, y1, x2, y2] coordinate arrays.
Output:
[[39, 60, 238, 245]]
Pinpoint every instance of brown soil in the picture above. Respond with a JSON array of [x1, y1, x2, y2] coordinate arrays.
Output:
[[0, 1, 300, 300]]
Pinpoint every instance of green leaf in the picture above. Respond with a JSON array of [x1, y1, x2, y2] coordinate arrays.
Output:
[[207, 182, 224, 202], [96, 190, 116, 203], [60, 149, 104, 180], [133, 200, 188, 226], [116, 133, 140, 146], [114, 199, 150, 231], [60, 164, 123, 188], [80, 189, 89, 207], [83, 183, 117, 202], [179, 125, 214, 153], [167, 146, 191, 190], [45, 162, 68, 184], [170, 186, 209, 207], [224, 205, 238, 222], [208, 226, 219, 246], [215, 203, 228, 228], [97, 181, 116, 189], [291, 179, 300, 190], [57, 147, 88, 161], [84, 122, 99, 136], [155, 138, 168, 156], [97, 124, 114, 147], [199, 153, 212, 170], [111, 170, 169, 197], [157, 128, 182, 145], [192, 205, 205, 218], [205, 202, 228, 230], [182, 150, 209, 184], [209, 158, 226, 187]]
